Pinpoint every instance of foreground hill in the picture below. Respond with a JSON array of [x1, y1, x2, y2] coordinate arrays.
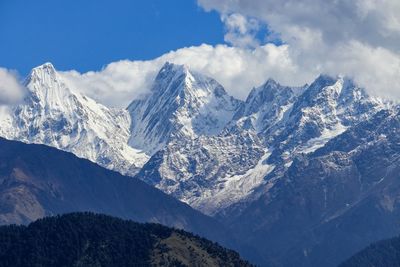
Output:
[[0, 212, 251, 267], [0, 137, 239, 254], [340, 235, 400, 267]]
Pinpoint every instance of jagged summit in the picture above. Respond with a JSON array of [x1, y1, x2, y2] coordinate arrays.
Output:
[[128, 62, 242, 154], [314, 73, 338, 82], [230, 77, 301, 134], [262, 78, 281, 87], [30, 62, 56, 73], [149, 62, 197, 96], [156, 62, 189, 79], [152, 62, 186, 91], [26, 62, 57, 83], [17, 62, 74, 116], [26, 62, 59, 82], [35, 62, 55, 70], [150, 62, 231, 98]]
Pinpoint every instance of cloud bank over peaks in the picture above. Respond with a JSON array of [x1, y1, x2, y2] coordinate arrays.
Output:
[[198, 0, 400, 99], [21, 0, 400, 108], [61, 43, 313, 108], [0, 68, 26, 105]]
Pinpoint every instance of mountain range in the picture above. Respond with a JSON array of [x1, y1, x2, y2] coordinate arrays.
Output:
[[0, 61, 399, 266]]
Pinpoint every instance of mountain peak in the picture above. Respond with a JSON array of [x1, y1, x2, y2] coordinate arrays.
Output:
[[26, 62, 61, 86], [294, 74, 342, 103], [23, 62, 74, 104], [38, 62, 55, 70], [157, 62, 190, 78], [159, 61, 189, 74], [149, 62, 230, 102], [29, 62, 57, 77], [128, 63, 242, 154], [264, 78, 279, 87], [313, 74, 338, 86], [244, 77, 296, 108]]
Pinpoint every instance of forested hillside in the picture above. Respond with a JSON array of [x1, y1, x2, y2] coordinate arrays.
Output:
[[0, 212, 251, 267]]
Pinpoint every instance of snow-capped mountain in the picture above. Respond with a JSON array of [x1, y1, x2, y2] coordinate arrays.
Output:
[[0, 63, 148, 175], [137, 72, 389, 214], [232, 75, 386, 153], [127, 62, 242, 154], [0, 61, 391, 217]]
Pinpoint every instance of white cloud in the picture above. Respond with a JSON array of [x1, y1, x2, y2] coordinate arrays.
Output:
[[197, 0, 400, 99], [61, 43, 312, 108], [0, 68, 26, 105], [61, 60, 158, 108], [221, 13, 260, 48], [58, 0, 400, 108], [198, 0, 400, 47]]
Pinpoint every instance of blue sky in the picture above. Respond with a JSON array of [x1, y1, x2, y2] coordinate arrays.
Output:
[[0, 0, 397, 105], [0, 0, 224, 74]]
